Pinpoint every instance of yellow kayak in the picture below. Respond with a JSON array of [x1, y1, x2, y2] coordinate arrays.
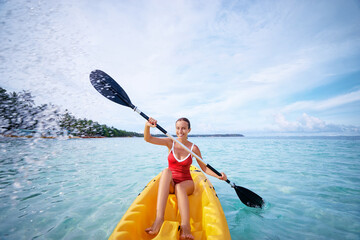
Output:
[[108, 165, 231, 240]]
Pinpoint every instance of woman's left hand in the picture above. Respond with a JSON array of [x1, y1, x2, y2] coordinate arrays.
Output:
[[218, 172, 227, 181]]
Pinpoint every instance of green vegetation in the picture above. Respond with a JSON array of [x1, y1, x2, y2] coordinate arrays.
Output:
[[0, 87, 142, 138], [59, 111, 141, 137]]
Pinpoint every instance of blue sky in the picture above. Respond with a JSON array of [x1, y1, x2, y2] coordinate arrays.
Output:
[[1, 0, 359, 135]]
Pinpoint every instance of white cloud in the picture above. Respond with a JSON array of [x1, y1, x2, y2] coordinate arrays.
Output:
[[283, 89, 360, 112], [271, 113, 359, 134]]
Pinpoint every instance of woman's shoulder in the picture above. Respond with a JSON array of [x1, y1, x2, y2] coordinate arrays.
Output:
[[166, 138, 174, 147], [192, 143, 201, 152]]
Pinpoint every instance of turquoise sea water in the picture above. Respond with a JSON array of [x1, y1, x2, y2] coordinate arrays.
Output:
[[0, 136, 359, 239]]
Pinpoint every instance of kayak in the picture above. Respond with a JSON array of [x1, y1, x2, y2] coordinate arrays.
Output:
[[108, 165, 231, 240]]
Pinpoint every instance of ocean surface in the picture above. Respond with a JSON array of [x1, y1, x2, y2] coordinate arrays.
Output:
[[0, 136, 359, 240]]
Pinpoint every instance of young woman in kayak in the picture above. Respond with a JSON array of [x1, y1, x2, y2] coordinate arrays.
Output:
[[144, 117, 227, 240]]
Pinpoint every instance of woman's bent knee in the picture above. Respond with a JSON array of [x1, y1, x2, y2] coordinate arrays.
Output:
[[162, 168, 173, 178], [161, 168, 175, 193]]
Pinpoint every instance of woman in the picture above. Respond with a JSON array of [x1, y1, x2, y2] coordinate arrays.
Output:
[[144, 117, 227, 240]]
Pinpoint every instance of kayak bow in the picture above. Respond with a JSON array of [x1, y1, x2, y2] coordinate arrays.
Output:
[[108, 166, 231, 240]]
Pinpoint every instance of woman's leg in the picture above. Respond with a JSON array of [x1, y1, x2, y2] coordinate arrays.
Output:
[[175, 180, 194, 240], [145, 168, 175, 235]]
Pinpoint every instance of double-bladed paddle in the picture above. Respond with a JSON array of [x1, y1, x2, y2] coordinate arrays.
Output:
[[89, 69, 264, 208]]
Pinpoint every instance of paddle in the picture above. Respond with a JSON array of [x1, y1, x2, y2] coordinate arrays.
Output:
[[89, 69, 264, 208]]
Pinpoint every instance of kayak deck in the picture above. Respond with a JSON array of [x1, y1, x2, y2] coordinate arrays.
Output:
[[108, 165, 231, 240]]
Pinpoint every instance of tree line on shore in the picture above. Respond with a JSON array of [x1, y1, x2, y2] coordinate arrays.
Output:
[[0, 87, 142, 138]]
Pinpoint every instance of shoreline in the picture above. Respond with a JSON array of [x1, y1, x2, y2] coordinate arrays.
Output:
[[0, 134, 106, 139]]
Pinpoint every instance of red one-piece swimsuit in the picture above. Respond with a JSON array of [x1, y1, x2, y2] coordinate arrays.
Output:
[[168, 141, 194, 184]]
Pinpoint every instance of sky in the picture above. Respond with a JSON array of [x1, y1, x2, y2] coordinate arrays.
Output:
[[1, 0, 360, 135]]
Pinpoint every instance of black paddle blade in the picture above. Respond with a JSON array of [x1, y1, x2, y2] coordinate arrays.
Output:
[[234, 185, 264, 208], [90, 70, 134, 109]]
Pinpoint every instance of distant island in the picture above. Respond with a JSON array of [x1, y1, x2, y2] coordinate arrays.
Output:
[[190, 134, 244, 137]]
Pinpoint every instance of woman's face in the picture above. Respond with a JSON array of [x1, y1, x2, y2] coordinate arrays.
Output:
[[175, 120, 191, 139]]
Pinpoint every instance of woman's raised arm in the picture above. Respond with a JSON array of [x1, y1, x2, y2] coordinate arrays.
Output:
[[144, 117, 172, 149]]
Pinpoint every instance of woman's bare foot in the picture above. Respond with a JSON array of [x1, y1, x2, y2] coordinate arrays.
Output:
[[180, 225, 194, 240], [145, 218, 164, 235]]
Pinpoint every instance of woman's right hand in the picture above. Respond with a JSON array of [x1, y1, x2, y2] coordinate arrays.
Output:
[[146, 117, 157, 128]]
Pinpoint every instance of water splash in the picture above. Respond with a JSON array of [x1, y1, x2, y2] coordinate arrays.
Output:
[[0, 88, 67, 138]]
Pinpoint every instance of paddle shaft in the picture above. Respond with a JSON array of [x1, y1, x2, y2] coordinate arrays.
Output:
[[134, 107, 231, 184]]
